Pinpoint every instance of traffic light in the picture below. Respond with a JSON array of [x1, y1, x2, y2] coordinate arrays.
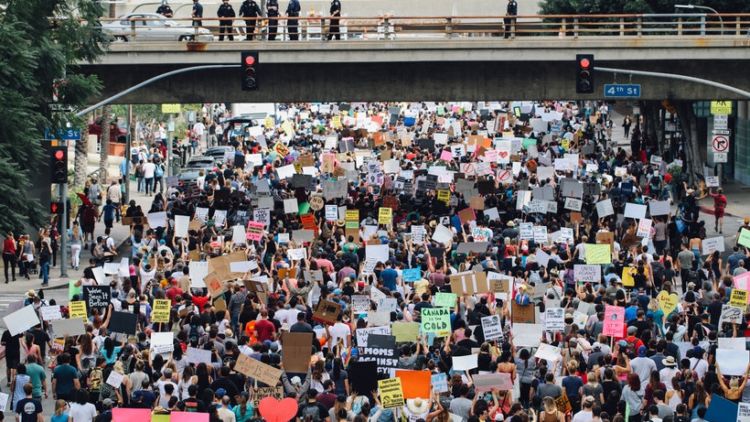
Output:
[[50, 201, 63, 215], [50, 146, 67, 184], [241, 51, 259, 91], [576, 54, 594, 94]]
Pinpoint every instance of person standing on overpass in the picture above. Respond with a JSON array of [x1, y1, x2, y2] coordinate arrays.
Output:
[[192, 0, 203, 27], [327, 0, 341, 41], [504, 0, 517, 39], [239, 0, 262, 40], [286, 0, 301, 40], [217, 0, 236, 41], [156, 1, 174, 18], [266, 0, 280, 40]]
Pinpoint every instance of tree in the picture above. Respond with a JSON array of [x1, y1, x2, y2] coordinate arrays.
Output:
[[539, 0, 750, 14], [0, 0, 107, 233]]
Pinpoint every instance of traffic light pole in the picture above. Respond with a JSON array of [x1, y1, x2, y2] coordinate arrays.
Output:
[[60, 139, 68, 279], [594, 66, 750, 99]]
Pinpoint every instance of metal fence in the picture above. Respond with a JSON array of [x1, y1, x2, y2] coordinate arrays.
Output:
[[96, 13, 750, 42]]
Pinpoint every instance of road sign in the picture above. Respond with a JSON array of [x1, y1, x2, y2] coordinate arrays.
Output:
[[714, 115, 728, 131], [714, 152, 728, 163], [713, 129, 731, 136], [161, 104, 181, 113], [712, 135, 729, 152], [603, 84, 641, 98], [44, 128, 81, 141], [710, 101, 732, 115]]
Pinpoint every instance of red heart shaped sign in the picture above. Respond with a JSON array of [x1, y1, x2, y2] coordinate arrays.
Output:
[[258, 397, 299, 422], [499, 151, 509, 158]]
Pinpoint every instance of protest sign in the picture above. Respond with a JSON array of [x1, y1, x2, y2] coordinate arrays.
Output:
[[395, 370, 431, 399], [152, 299, 171, 323], [432, 373, 449, 393], [720, 305, 743, 324], [513, 323, 543, 347], [359, 334, 399, 375], [452, 354, 479, 371], [402, 268, 422, 282], [702, 237, 725, 255], [69, 301, 87, 320], [40, 305, 63, 321], [603, 305, 625, 337], [511, 301, 536, 323], [83, 286, 110, 313], [312, 299, 342, 325], [235, 353, 283, 386], [585, 244, 611, 264], [109, 311, 137, 335], [351, 295, 371, 314], [421, 307, 451, 333], [281, 332, 313, 373], [473, 373, 513, 392], [51, 318, 86, 338], [716, 349, 749, 376], [481, 315, 503, 341], [392, 322, 419, 343], [545, 308, 565, 331], [574, 265, 601, 283], [730, 289, 748, 307], [356, 326, 391, 347], [435, 292, 457, 308], [449, 271, 490, 295], [378, 378, 405, 408], [535, 343, 562, 362]]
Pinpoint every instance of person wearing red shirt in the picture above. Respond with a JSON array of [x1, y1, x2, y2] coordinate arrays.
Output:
[[254, 310, 276, 343], [165, 278, 184, 305], [3, 231, 17, 283], [709, 187, 727, 233], [191, 292, 210, 313]]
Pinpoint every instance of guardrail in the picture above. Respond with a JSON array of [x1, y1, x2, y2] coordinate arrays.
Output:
[[98, 13, 750, 42]]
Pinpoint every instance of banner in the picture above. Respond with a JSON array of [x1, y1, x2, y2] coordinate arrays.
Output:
[[378, 378, 405, 409], [421, 307, 451, 333], [152, 299, 171, 323], [603, 305, 625, 337]]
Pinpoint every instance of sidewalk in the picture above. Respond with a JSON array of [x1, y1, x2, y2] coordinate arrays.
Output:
[[1, 178, 153, 293]]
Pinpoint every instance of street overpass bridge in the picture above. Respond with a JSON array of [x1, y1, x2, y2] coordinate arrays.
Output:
[[81, 14, 750, 103]]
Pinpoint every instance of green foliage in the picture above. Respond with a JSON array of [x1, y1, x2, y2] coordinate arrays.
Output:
[[0, 0, 107, 233], [539, 0, 750, 14]]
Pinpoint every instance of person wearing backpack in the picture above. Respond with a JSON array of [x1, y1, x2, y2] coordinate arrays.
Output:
[[87, 358, 105, 400], [154, 160, 165, 194], [298, 389, 328, 421]]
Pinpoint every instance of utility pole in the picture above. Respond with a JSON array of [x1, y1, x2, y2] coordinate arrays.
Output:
[[59, 138, 68, 279], [125, 104, 133, 203]]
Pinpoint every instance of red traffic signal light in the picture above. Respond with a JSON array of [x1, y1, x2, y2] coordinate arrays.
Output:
[[241, 51, 259, 91], [50, 202, 63, 215], [49, 146, 68, 184], [576, 54, 595, 94]]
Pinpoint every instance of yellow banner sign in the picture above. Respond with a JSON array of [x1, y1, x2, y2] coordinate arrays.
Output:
[[152, 299, 171, 323], [161, 104, 181, 114], [69, 301, 87, 320]]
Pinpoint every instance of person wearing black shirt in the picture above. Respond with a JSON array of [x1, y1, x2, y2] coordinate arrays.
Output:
[[15, 383, 43, 422], [239, 0, 262, 40], [217, 0, 236, 41], [178, 384, 208, 412], [327, 0, 341, 41], [266, 0, 280, 40], [156, 1, 174, 18], [192, 0, 203, 27], [504, 0, 517, 39], [286, 0, 301, 41], [2, 329, 21, 384]]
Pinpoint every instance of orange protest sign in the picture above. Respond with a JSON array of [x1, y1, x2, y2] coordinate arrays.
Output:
[[395, 370, 431, 399]]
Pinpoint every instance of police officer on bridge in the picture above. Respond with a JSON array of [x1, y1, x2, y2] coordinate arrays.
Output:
[[266, 0, 280, 40], [286, 0, 301, 41], [217, 0, 236, 41], [239, 0, 262, 40], [505, 0, 518, 39], [327, 0, 341, 41], [156, 0, 174, 18]]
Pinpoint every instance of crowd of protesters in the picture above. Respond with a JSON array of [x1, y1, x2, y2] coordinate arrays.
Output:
[[2, 100, 749, 422]]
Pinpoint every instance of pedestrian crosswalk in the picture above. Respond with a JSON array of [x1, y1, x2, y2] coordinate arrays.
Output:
[[0, 293, 27, 317]]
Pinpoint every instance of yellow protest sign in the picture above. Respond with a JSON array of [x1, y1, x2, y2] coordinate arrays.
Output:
[[264, 116, 274, 128], [332, 115, 342, 129], [378, 378, 405, 408], [585, 244, 611, 265], [561, 139, 570, 150], [160, 104, 181, 113], [730, 289, 748, 308], [281, 120, 294, 137], [378, 207, 392, 225], [152, 299, 171, 323], [273, 142, 289, 157], [657, 291, 679, 315], [345, 209, 359, 222], [392, 322, 420, 343], [69, 301, 87, 320], [437, 189, 451, 204]]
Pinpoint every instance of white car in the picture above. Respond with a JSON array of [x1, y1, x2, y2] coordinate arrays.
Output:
[[103, 13, 213, 42]]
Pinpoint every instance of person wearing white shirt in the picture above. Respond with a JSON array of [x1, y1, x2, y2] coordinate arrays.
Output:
[[659, 356, 680, 389], [327, 318, 352, 349], [143, 159, 156, 195], [572, 396, 596, 422], [69, 392, 98, 422]]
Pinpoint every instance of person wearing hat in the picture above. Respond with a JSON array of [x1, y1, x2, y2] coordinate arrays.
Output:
[[631, 345, 657, 390]]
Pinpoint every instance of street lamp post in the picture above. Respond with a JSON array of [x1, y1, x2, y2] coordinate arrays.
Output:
[[675, 4, 723, 35]]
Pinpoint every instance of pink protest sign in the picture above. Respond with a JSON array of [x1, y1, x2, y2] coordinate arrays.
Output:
[[170, 412, 210, 422], [734, 272, 750, 291], [603, 305, 625, 337], [112, 408, 151, 422], [440, 150, 452, 161], [246, 221, 266, 242]]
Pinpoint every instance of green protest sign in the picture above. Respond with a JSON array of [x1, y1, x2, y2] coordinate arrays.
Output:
[[421, 307, 450, 333]]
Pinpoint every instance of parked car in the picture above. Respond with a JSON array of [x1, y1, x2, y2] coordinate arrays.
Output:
[[204, 146, 235, 166], [184, 156, 215, 171], [103, 13, 213, 42]]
